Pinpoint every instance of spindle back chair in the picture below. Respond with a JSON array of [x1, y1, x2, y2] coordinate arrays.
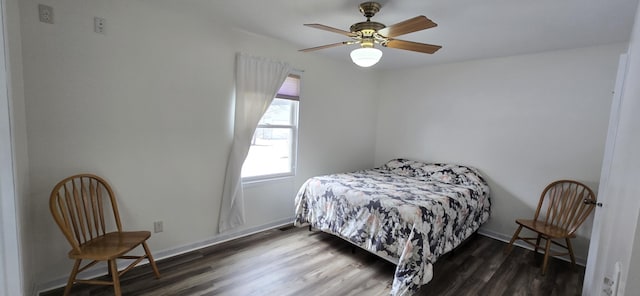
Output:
[[505, 180, 597, 275], [50, 174, 160, 296]]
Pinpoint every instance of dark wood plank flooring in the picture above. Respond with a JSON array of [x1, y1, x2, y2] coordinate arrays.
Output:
[[41, 225, 584, 296]]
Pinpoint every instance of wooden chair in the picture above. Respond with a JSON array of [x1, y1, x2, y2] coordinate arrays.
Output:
[[504, 180, 597, 275], [49, 174, 161, 296]]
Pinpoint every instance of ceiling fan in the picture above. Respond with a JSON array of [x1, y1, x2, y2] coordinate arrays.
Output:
[[299, 1, 442, 67]]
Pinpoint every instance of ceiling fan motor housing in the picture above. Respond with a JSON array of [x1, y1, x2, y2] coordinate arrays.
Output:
[[353, 2, 386, 47], [350, 21, 385, 36], [359, 2, 381, 19]]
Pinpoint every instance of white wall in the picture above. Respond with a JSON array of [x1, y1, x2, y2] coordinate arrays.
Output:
[[18, 0, 377, 291], [374, 43, 625, 260]]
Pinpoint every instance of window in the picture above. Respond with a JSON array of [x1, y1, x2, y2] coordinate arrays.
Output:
[[241, 74, 300, 181]]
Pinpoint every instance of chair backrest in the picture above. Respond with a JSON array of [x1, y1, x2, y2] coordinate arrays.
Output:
[[50, 174, 123, 252], [534, 180, 597, 235]]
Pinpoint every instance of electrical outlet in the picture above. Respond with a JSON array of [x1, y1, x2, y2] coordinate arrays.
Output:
[[38, 4, 54, 24], [154, 221, 163, 233], [603, 262, 622, 296], [603, 277, 614, 296], [94, 17, 106, 34]]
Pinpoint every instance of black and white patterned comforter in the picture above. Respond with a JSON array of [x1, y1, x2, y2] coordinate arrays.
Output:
[[294, 159, 491, 296]]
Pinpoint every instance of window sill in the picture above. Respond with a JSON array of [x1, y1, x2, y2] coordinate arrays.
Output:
[[242, 174, 295, 187]]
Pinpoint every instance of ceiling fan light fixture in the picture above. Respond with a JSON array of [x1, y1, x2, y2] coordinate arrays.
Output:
[[350, 47, 382, 67]]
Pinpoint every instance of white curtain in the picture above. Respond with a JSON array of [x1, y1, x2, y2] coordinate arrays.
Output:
[[218, 53, 292, 233]]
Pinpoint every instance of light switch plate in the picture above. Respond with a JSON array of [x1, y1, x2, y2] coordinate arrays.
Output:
[[94, 17, 106, 34]]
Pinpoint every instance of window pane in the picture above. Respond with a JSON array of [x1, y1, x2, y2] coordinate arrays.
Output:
[[242, 127, 293, 178], [258, 99, 295, 125], [241, 74, 300, 181]]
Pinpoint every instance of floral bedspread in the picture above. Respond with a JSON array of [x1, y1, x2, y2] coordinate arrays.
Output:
[[294, 159, 491, 296]]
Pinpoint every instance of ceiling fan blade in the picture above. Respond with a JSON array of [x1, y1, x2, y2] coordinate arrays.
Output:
[[299, 41, 352, 52], [304, 24, 357, 37], [384, 39, 442, 54], [377, 16, 437, 38]]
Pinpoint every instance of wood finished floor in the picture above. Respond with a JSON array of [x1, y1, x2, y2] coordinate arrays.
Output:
[[41, 225, 584, 296]]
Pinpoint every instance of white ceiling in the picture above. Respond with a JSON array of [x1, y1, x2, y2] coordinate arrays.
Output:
[[182, 0, 639, 69]]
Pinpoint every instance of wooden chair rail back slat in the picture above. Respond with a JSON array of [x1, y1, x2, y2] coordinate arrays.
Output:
[[562, 186, 587, 231], [81, 178, 93, 238], [549, 184, 574, 228], [98, 187, 106, 234], [89, 179, 100, 237], [534, 180, 597, 235], [50, 174, 123, 252], [55, 190, 80, 251], [63, 185, 83, 247], [73, 179, 90, 243]]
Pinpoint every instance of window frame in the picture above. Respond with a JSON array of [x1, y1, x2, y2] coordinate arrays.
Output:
[[242, 73, 301, 183]]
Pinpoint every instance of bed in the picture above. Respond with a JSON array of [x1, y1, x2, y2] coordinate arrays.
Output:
[[294, 158, 491, 296]]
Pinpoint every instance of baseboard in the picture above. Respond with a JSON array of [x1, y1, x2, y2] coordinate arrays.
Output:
[[35, 217, 295, 296], [477, 228, 587, 266], [152, 217, 295, 262]]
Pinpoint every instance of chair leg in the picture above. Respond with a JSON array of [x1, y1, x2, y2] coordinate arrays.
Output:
[[107, 260, 113, 277], [541, 238, 552, 275], [505, 225, 523, 254], [110, 259, 122, 296], [534, 234, 542, 254], [143, 241, 161, 279], [63, 259, 81, 296], [566, 238, 576, 269]]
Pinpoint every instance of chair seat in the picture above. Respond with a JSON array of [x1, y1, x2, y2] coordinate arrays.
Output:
[[68, 231, 151, 261], [515, 219, 576, 239]]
